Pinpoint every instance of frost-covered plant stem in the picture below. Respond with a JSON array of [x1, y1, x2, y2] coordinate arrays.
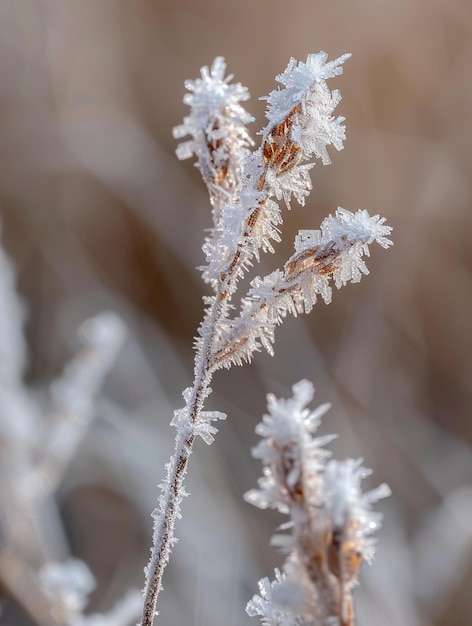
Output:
[[141, 428, 194, 626], [142, 213, 262, 622], [142, 299, 221, 626], [142, 53, 392, 626]]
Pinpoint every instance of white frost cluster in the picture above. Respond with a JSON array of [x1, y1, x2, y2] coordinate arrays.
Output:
[[51, 312, 127, 420], [305, 207, 393, 252], [22, 311, 127, 500], [173, 56, 253, 210], [246, 570, 304, 626], [245, 380, 333, 514], [245, 381, 390, 626], [323, 458, 391, 564], [40, 561, 142, 626], [263, 52, 351, 130], [170, 385, 226, 445], [171, 53, 392, 374]]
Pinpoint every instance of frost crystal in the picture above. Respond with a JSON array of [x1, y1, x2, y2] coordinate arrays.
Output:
[[262, 52, 351, 165], [264, 52, 351, 127], [246, 570, 302, 626], [193, 52, 352, 293], [323, 458, 391, 563], [246, 382, 390, 626], [173, 56, 253, 218], [170, 386, 226, 444], [245, 380, 333, 513]]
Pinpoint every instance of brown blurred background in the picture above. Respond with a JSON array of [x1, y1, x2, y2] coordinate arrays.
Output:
[[1, 1, 471, 625]]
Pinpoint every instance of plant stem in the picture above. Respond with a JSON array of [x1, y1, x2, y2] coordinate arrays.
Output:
[[141, 294, 224, 626]]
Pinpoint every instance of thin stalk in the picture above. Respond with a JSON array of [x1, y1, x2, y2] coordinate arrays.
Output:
[[141, 151, 285, 625], [140, 293, 224, 626], [141, 65, 351, 623]]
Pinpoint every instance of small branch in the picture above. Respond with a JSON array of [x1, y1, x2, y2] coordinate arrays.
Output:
[[142, 53, 391, 626], [212, 209, 392, 368]]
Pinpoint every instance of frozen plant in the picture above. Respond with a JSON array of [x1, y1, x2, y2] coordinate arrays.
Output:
[[141, 52, 392, 626], [245, 380, 391, 626], [0, 218, 141, 626]]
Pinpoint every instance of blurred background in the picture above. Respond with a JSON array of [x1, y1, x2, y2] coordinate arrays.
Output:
[[0, 0, 471, 625]]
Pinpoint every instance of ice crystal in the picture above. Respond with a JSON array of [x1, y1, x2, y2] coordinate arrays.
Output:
[[195, 53, 351, 293], [246, 570, 302, 626], [262, 52, 350, 154], [170, 386, 226, 444], [211, 209, 392, 368], [264, 52, 351, 126], [323, 458, 391, 563], [245, 381, 333, 513], [173, 56, 253, 214]]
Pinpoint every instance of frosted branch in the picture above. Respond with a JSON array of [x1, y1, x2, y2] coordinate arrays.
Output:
[[40, 561, 142, 626], [0, 223, 132, 625], [0, 220, 40, 448], [0, 221, 28, 385], [245, 382, 390, 626], [142, 51, 392, 626], [40, 559, 95, 623], [212, 209, 392, 367]]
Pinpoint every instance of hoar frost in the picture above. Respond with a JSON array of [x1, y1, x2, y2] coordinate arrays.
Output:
[[141, 51, 392, 626]]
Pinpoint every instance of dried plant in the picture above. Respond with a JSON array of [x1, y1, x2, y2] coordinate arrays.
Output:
[[141, 52, 392, 626], [0, 220, 142, 626]]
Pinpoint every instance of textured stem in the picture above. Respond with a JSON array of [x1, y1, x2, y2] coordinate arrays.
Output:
[[141, 294, 224, 626], [141, 60, 355, 622], [141, 147, 280, 623], [141, 430, 196, 626]]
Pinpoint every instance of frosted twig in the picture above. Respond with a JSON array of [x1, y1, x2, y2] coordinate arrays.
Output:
[[212, 208, 392, 366], [141, 52, 391, 626], [78, 590, 143, 626]]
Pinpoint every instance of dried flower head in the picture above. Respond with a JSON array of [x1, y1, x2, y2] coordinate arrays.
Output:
[[246, 381, 390, 626]]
